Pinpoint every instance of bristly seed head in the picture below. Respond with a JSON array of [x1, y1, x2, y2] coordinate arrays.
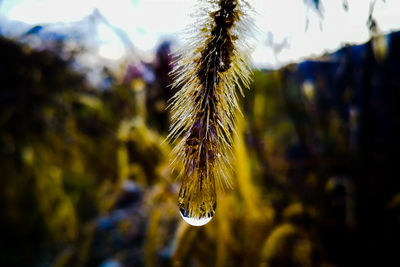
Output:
[[169, 0, 253, 222]]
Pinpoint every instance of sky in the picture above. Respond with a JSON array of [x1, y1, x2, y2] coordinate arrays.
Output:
[[0, 0, 399, 68]]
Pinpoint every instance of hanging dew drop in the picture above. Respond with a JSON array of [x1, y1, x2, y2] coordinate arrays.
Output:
[[179, 210, 214, 226], [178, 181, 217, 226]]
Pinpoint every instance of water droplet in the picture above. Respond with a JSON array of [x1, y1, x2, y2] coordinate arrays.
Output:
[[178, 176, 216, 226], [179, 211, 214, 226]]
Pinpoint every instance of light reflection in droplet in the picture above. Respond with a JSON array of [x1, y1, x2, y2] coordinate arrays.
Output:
[[179, 210, 214, 226]]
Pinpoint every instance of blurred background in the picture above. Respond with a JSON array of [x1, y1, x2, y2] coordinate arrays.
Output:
[[1, 0, 400, 266]]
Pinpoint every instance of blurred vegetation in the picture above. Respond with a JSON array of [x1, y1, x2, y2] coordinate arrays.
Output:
[[1, 26, 400, 267]]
